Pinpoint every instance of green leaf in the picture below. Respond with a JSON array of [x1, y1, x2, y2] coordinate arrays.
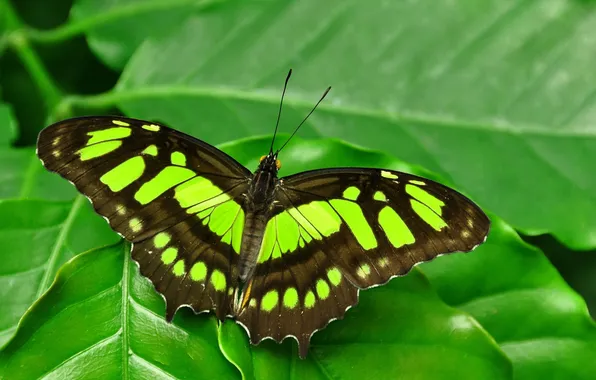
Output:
[[0, 243, 239, 379], [422, 219, 596, 379], [218, 271, 511, 380], [69, 0, 225, 70], [81, 0, 596, 249], [0, 199, 118, 348]]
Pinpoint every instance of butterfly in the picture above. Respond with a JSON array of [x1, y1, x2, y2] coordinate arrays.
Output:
[[36, 70, 490, 358]]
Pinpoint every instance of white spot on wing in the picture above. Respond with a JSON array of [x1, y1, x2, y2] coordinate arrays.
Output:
[[129, 218, 142, 233], [377, 257, 389, 268], [116, 205, 127, 216]]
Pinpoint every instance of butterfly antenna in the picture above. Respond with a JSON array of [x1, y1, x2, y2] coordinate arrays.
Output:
[[276, 86, 331, 153], [270, 69, 293, 154]]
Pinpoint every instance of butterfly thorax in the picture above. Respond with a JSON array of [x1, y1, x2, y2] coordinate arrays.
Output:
[[246, 155, 279, 213], [237, 155, 280, 286]]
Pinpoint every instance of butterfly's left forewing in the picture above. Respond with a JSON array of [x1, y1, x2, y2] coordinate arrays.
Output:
[[235, 168, 490, 357], [37, 116, 251, 320]]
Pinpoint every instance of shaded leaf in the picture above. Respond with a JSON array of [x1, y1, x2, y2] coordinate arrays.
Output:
[[88, 0, 596, 249], [0, 243, 239, 379]]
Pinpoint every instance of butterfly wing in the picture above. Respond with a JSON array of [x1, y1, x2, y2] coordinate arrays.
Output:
[[37, 116, 251, 320], [235, 168, 490, 357]]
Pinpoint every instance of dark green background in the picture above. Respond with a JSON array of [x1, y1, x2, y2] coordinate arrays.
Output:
[[1, 0, 595, 379]]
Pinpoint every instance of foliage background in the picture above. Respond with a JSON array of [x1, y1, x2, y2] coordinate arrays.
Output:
[[0, 0, 595, 379]]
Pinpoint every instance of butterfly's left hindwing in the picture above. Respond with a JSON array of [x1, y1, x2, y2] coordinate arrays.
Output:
[[236, 168, 490, 357], [37, 116, 251, 320]]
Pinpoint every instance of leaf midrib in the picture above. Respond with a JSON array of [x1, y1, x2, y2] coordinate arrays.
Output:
[[121, 244, 130, 380], [84, 85, 596, 137]]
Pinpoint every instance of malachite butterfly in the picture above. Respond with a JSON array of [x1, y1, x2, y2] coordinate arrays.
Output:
[[36, 71, 490, 358]]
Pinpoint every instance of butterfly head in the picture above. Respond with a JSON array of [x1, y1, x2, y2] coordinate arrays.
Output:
[[258, 153, 281, 174]]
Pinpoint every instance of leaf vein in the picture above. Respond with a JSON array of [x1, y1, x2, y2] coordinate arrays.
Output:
[[39, 332, 120, 379], [35, 195, 84, 299]]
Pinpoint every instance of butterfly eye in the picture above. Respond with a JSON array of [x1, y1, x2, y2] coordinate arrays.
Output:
[[259, 155, 266, 163], [276, 159, 282, 169]]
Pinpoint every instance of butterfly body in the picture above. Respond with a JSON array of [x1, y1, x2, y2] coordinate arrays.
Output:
[[37, 116, 490, 358], [239, 154, 280, 282]]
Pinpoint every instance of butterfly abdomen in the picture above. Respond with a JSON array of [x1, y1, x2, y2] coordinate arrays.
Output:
[[237, 167, 280, 285], [238, 211, 268, 283]]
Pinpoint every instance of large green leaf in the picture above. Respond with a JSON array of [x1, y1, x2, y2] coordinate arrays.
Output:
[[0, 243, 239, 379], [71, 0, 596, 249], [0, 199, 118, 348]]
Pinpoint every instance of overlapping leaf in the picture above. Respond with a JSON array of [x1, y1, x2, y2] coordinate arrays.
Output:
[[2, 136, 593, 379], [69, 0, 596, 249]]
